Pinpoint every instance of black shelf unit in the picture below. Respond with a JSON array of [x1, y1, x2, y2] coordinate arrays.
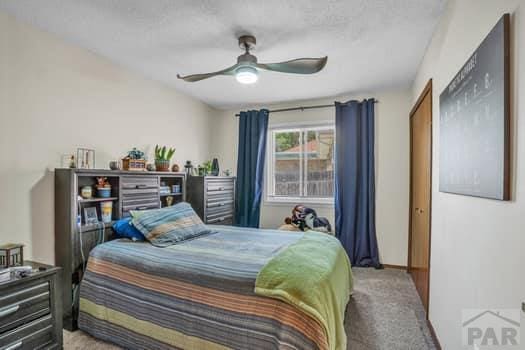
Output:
[[55, 168, 186, 330]]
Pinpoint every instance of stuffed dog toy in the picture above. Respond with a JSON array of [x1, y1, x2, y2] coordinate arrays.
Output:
[[285, 205, 332, 233]]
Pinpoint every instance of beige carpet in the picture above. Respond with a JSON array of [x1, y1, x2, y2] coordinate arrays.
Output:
[[64, 268, 436, 350], [64, 329, 120, 350]]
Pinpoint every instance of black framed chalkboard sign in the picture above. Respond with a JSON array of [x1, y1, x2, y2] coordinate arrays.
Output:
[[439, 14, 510, 200]]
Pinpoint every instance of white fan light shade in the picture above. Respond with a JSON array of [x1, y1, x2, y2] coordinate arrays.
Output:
[[235, 66, 258, 84]]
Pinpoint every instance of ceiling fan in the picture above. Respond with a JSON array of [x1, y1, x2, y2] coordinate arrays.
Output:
[[177, 35, 327, 84]]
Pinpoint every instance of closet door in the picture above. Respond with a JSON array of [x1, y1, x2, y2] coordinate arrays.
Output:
[[408, 80, 432, 315]]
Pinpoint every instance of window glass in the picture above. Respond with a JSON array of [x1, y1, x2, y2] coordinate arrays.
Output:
[[274, 131, 301, 196], [268, 124, 334, 202], [305, 129, 334, 197]]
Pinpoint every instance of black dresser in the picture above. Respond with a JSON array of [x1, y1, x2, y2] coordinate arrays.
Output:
[[0, 261, 62, 350], [186, 176, 236, 225]]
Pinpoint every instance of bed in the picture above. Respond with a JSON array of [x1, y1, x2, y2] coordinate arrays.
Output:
[[78, 225, 352, 350]]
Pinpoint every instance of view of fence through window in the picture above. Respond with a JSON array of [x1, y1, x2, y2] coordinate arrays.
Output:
[[271, 125, 335, 199]]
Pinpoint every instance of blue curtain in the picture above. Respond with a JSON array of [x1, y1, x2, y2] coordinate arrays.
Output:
[[335, 99, 381, 268], [235, 109, 269, 227]]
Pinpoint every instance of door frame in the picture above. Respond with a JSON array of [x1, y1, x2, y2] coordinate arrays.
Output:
[[407, 79, 433, 318]]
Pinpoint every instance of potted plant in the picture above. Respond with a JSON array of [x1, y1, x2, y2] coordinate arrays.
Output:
[[122, 147, 146, 171], [198, 160, 213, 176], [155, 145, 175, 172], [203, 160, 213, 175]]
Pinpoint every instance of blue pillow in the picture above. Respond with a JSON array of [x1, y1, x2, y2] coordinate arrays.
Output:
[[112, 217, 145, 241], [131, 202, 211, 247]]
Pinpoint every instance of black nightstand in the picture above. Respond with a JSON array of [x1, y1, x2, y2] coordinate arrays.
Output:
[[0, 261, 63, 349]]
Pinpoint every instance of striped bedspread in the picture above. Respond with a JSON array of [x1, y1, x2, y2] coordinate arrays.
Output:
[[78, 226, 332, 349]]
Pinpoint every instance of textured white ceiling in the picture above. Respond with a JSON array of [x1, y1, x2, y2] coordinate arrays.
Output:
[[0, 0, 445, 109]]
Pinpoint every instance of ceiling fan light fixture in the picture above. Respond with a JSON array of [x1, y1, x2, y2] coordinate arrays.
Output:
[[177, 35, 327, 83], [235, 66, 258, 84]]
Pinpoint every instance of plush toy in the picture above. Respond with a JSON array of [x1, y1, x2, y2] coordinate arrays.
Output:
[[284, 205, 332, 233]]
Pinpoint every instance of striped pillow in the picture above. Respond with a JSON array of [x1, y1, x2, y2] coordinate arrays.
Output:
[[131, 202, 211, 247]]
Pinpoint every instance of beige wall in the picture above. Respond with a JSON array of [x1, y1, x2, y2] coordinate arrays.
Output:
[[210, 89, 412, 266], [0, 11, 215, 264], [411, 0, 525, 348], [0, 8, 415, 270]]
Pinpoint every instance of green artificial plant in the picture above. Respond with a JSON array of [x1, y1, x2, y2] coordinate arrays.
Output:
[[155, 145, 176, 161], [202, 160, 213, 174]]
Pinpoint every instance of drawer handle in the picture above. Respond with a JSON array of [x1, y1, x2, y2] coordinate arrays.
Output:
[[136, 184, 147, 189], [218, 217, 225, 222], [0, 305, 19, 318], [136, 206, 149, 210], [5, 341, 22, 350]]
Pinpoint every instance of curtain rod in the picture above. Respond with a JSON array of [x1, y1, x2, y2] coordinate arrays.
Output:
[[234, 99, 378, 117]]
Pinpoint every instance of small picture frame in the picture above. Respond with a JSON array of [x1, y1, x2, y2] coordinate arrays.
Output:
[[77, 148, 96, 169], [84, 207, 99, 225], [0, 243, 24, 268]]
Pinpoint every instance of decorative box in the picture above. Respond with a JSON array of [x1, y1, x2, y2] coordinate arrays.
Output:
[[0, 243, 24, 268], [122, 158, 146, 171]]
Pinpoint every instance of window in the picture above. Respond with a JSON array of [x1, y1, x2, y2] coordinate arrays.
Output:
[[267, 123, 335, 203]]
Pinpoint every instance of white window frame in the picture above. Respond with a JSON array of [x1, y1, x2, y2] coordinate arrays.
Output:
[[265, 121, 335, 206]]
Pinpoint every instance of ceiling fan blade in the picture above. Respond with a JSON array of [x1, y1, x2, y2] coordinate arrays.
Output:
[[177, 63, 239, 82], [256, 56, 327, 74]]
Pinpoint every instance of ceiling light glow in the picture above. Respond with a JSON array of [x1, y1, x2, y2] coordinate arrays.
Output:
[[235, 66, 258, 84]]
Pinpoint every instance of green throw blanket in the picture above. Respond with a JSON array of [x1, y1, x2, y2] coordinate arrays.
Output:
[[255, 232, 353, 350]]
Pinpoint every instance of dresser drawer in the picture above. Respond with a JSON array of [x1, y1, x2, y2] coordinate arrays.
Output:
[[206, 180, 234, 193], [0, 281, 49, 308], [121, 176, 158, 190], [206, 215, 233, 225], [122, 193, 159, 204], [122, 202, 160, 218], [206, 204, 234, 217], [122, 195, 160, 211], [0, 282, 50, 334], [121, 176, 159, 199], [17, 328, 53, 350], [0, 314, 53, 350], [122, 187, 159, 196], [206, 191, 234, 203], [206, 209, 234, 223], [206, 198, 234, 209]]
